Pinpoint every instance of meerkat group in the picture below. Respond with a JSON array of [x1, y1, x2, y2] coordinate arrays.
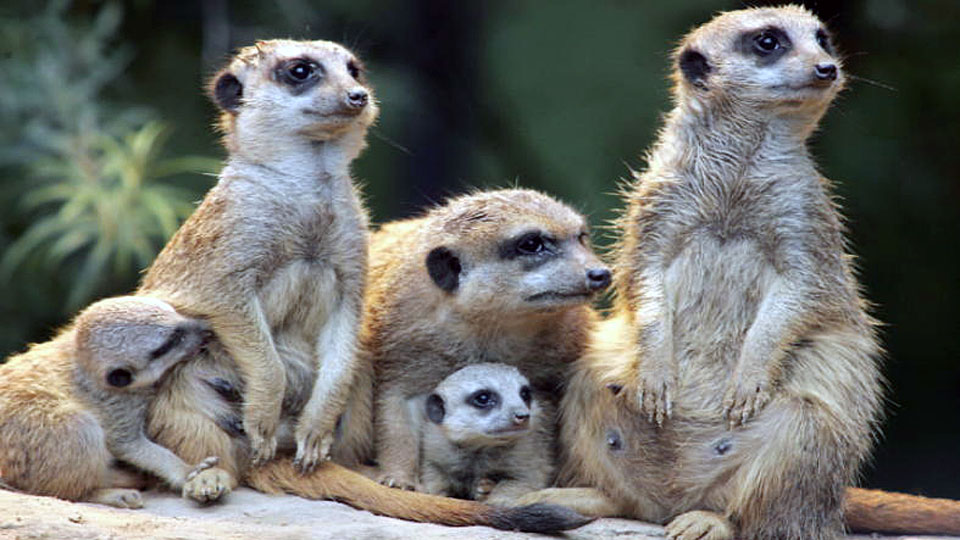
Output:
[[3, 5, 960, 538]]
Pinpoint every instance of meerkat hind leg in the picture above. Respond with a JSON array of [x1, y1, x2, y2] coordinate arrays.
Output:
[[85, 488, 145, 509], [666, 510, 734, 540]]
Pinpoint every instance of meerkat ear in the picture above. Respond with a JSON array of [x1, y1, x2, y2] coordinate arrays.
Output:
[[678, 47, 711, 90], [426, 247, 462, 293], [211, 70, 243, 113], [426, 394, 446, 424]]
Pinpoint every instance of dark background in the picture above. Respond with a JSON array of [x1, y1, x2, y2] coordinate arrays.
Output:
[[1, 1, 958, 498]]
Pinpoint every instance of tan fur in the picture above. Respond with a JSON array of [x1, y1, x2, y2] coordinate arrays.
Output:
[[520, 7, 885, 540], [340, 189, 609, 490], [417, 363, 553, 504], [0, 296, 232, 507], [140, 39, 378, 474], [132, 43, 588, 534], [246, 459, 593, 532]]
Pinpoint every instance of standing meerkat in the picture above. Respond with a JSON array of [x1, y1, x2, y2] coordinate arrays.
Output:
[[136, 41, 590, 534], [140, 38, 377, 473], [416, 363, 553, 504], [522, 6, 880, 540], [0, 296, 232, 507], [520, 5, 960, 538], [349, 189, 610, 490]]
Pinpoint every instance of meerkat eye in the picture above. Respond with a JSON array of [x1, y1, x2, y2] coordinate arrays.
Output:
[[278, 59, 321, 86], [519, 385, 531, 405], [347, 60, 361, 80], [106, 368, 133, 388], [469, 390, 497, 409], [816, 29, 833, 54], [753, 31, 781, 54], [516, 233, 545, 255], [578, 232, 590, 245]]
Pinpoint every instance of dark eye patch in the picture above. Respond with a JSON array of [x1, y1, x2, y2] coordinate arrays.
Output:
[[107, 368, 133, 388], [738, 26, 792, 65], [275, 58, 323, 93], [816, 28, 834, 55], [498, 230, 556, 260], [519, 385, 532, 406], [150, 327, 185, 360], [347, 60, 362, 80], [468, 389, 499, 409]]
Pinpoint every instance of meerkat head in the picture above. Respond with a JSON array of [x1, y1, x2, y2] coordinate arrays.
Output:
[[73, 296, 212, 392], [422, 189, 610, 319], [209, 39, 378, 155], [673, 6, 842, 117], [425, 363, 535, 447]]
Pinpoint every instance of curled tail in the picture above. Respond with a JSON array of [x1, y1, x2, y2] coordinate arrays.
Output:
[[247, 459, 593, 533], [845, 487, 960, 534]]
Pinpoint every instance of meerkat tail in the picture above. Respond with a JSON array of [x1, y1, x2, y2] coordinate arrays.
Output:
[[845, 487, 960, 534], [246, 460, 594, 533]]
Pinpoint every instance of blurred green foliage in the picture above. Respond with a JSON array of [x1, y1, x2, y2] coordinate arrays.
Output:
[[0, 2, 218, 312], [0, 0, 957, 499]]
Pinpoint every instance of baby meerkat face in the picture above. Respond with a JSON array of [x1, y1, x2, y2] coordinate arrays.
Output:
[[211, 39, 378, 142], [426, 363, 535, 447], [74, 296, 212, 392], [676, 6, 842, 111], [423, 189, 610, 318]]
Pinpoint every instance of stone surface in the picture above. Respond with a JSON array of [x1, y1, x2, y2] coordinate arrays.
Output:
[[0, 487, 955, 540]]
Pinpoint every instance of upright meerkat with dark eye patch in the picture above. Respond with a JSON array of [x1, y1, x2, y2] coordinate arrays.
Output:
[[416, 363, 553, 504], [345, 189, 610, 491], [140, 39, 377, 474], [0, 296, 232, 507], [134, 41, 590, 535], [520, 6, 888, 540]]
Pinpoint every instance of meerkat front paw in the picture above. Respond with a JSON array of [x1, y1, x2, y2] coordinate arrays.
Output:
[[378, 471, 419, 491], [293, 428, 335, 473], [475, 478, 497, 501], [721, 370, 772, 427], [634, 365, 676, 426], [666, 510, 733, 540], [243, 403, 280, 464], [182, 466, 233, 504]]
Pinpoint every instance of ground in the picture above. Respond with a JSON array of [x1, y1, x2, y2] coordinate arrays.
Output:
[[0, 487, 955, 540]]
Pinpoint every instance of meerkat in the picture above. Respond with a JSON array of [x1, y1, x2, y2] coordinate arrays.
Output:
[[133, 41, 590, 534], [515, 6, 879, 540], [140, 38, 377, 474], [0, 296, 232, 507], [415, 363, 553, 504], [346, 188, 610, 491]]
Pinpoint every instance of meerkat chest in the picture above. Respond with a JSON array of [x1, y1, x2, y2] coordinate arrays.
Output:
[[258, 192, 366, 333]]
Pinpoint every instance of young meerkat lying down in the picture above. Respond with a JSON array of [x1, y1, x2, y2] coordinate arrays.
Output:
[[0, 296, 232, 508], [415, 363, 553, 505]]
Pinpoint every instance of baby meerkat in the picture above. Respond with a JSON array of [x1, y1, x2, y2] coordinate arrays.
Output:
[[416, 363, 553, 504], [140, 38, 378, 473], [522, 6, 885, 540], [350, 189, 610, 490], [0, 296, 232, 507]]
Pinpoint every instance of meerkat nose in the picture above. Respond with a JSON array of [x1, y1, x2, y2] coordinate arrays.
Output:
[[346, 89, 369, 109], [513, 411, 530, 425], [586, 268, 612, 291], [815, 63, 838, 81]]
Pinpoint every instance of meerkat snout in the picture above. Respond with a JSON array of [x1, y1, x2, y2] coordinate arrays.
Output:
[[586, 268, 612, 291], [815, 62, 838, 81], [346, 88, 369, 110]]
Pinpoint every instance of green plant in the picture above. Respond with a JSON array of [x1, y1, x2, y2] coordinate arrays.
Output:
[[1, 121, 219, 308], [0, 1, 218, 310]]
